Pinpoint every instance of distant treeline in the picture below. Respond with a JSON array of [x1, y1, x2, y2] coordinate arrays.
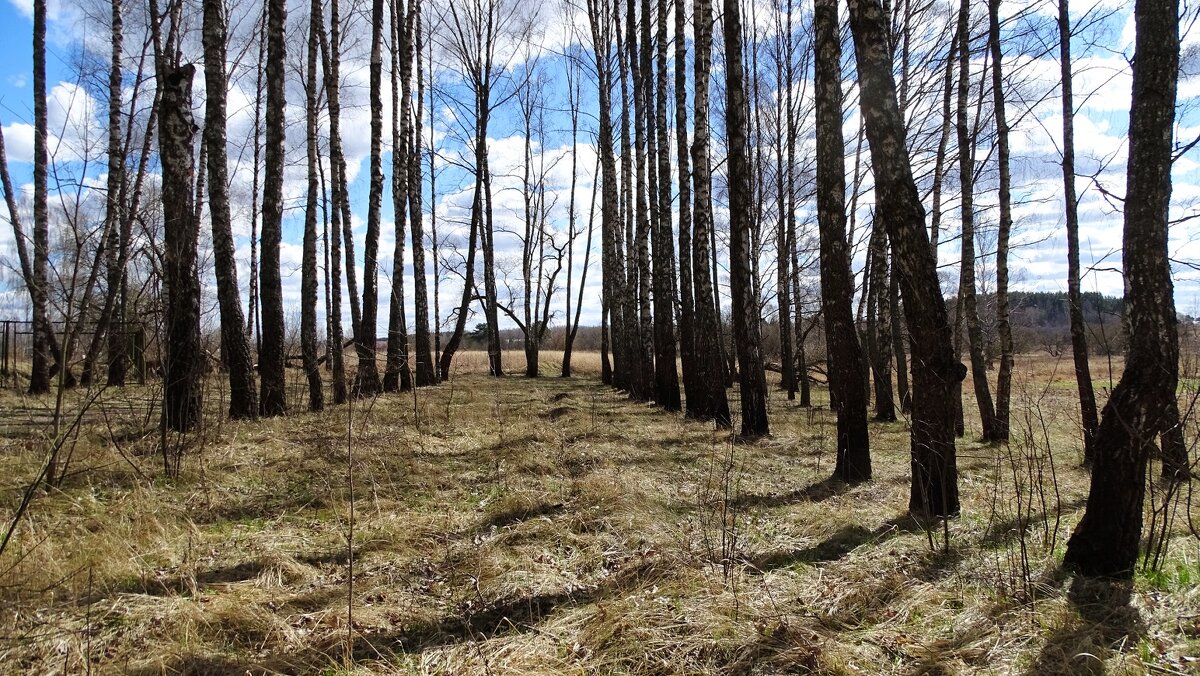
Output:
[[954, 290, 1200, 357], [991, 291, 1127, 356], [435, 290, 1200, 361]]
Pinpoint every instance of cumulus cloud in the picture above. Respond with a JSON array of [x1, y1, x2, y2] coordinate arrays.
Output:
[[1, 122, 34, 163]]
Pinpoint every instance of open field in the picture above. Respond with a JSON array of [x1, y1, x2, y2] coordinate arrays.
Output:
[[1, 351, 1198, 674]]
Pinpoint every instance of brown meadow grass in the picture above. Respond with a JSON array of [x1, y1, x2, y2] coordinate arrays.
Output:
[[0, 350, 1197, 674]]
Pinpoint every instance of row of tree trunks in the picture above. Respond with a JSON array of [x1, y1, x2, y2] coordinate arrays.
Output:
[[11, 0, 1181, 586], [955, 0, 998, 442], [586, 0, 619, 389]]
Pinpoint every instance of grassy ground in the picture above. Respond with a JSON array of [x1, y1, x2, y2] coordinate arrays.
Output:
[[1, 350, 1198, 674]]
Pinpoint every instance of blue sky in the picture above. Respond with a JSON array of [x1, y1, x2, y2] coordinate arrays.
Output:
[[1, 0, 41, 162]]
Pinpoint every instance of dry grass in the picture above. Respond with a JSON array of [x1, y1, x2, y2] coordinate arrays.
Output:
[[1, 350, 1198, 674]]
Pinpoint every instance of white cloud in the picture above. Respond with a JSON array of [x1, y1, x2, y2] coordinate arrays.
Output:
[[1, 122, 34, 163], [7, 0, 31, 20]]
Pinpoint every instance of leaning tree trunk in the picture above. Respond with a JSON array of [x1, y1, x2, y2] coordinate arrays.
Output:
[[956, 0, 998, 440], [0, 120, 59, 394], [158, 64, 203, 432], [689, 0, 732, 426], [811, 0, 875, 473], [949, 19, 966, 439], [1063, 0, 1179, 579], [318, 0, 348, 404], [561, 57, 590, 378], [848, 0, 963, 517], [205, 0, 258, 419], [259, 0, 289, 416], [929, 17, 954, 257], [91, 0, 125, 387], [722, 0, 769, 437], [438, 183, 480, 380], [1059, 0, 1100, 464], [564, 165, 596, 379], [99, 74, 155, 388], [480, 128, 504, 378], [321, 0, 361, 347]]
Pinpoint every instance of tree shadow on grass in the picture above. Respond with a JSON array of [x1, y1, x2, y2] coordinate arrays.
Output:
[[477, 500, 566, 531], [748, 512, 927, 572], [126, 652, 273, 676], [977, 495, 1089, 551], [87, 540, 387, 603], [120, 559, 665, 674], [355, 588, 582, 658], [189, 487, 331, 526], [89, 559, 270, 601], [732, 476, 851, 510], [1027, 575, 1144, 675], [349, 555, 663, 660]]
